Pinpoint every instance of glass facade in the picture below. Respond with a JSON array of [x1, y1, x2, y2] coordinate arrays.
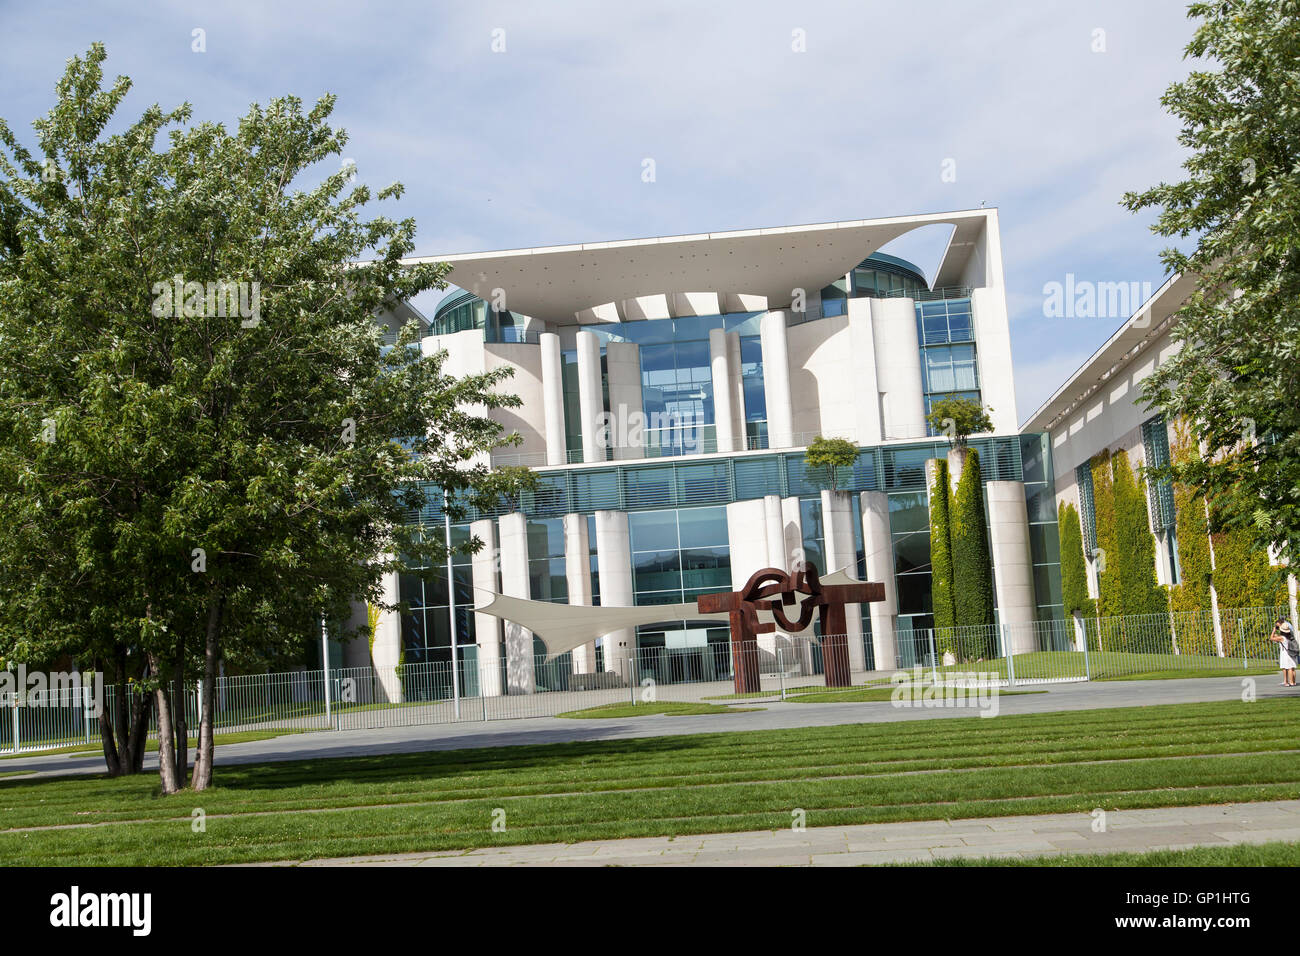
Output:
[[399, 524, 481, 698], [585, 312, 765, 459], [917, 297, 981, 433], [1021, 433, 1064, 625], [432, 291, 531, 343]]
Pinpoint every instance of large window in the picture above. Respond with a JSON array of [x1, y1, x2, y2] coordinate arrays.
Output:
[[585, 313, 764, 459], [629, 506, 730, 606], [399, 524, 481, 699], [917, 298, 981, 436]]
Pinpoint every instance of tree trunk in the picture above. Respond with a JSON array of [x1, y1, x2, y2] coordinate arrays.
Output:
[[190, 596, 224, 791], [94, 655, 123, 777], [172, 649, 187, 789], [150, 653, 182, 794], [127, 684, 149, 774]]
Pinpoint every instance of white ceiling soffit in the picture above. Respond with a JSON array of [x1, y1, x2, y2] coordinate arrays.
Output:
[[474, 568, 867, 661], [401, 210, 993, 323]]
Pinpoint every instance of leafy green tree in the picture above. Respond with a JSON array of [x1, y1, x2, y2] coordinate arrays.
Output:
[[1113, 449, 1167, 620], [486, 465, 540, 514], [951, 449, 994, 657], [804, 436, 858, 491], [1059, 501, 1091, 617], [927, 459, 955, 634], [925, 395, 994, 447], [1123, 0, 1300, 576], [1091, 451, 1122, 623], [0, 46, 520, 791]]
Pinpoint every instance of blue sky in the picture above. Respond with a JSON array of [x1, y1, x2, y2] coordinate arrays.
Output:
[[0, 0, 1199, 424]]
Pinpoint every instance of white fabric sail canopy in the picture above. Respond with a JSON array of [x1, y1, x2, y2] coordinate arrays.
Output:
[[473, 568, 864, 661]]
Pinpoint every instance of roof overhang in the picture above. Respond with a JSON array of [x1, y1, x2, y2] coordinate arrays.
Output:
[[400, 209, 995, 323]]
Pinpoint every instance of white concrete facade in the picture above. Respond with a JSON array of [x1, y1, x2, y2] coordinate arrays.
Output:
[[349, 209, 1039, 692]]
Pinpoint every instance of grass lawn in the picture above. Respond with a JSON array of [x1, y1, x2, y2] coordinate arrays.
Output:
[[921, 840, 1300, 867], [556, 702, 764, 718], [0, 728, 301, 760], [2, 698, 1299, 866]]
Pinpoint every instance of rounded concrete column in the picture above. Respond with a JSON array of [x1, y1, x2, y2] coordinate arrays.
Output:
[[539, 332, 566, 466], [576, 330, 606, 463], [593, 510, 634, 674], [986, 480, 1037, 653], [497, 511, 536, 694], [760, 311, 794, 448], [605, 341, 644, 460], [470, 518, 503, 697], [370, 566, 403, 703], [821, 489, 866, 672], [870, 297, 926, 441], [709, 327, 736, 453], [860, 490, 899, 672], [563, 513, 596, 674]]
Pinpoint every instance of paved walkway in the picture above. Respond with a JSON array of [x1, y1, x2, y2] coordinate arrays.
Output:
[[3, 674, 1289, 780], [252, 800, 1300, 867]]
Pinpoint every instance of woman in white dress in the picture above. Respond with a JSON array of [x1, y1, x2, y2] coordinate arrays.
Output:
[[1269, 619, 1297, 687]]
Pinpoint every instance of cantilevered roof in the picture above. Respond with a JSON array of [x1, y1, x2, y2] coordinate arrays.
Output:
[[399, 209, 996, 323], [1019, 271, 1195, 434]]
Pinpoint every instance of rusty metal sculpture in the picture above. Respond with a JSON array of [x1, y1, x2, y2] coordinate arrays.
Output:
[[696, 562, 884, 693]]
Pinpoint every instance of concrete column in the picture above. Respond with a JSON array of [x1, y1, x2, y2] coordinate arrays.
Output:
[[563, 513, 596, 674], [871, 297, 926, 441], [760, 311, 794, 448], [860, 491, 899, 672], [471, 518, 503, 697], [370, 567, 403, 703], [986, 480, 1037, 653], [847, 299, 883, 445], [947, 446, 968, 492], [821, 489, 865, 672], [605, 341, 644, 461], [539, 332, 566, 466], [757, 495, 789, 661], [576, 330, 606, 463], [728, 331, 747, 448], [782, 497, 813, 675], [497, 511, 535, 693], [709, 327, 737, 453], [593, 510, 634, 673]]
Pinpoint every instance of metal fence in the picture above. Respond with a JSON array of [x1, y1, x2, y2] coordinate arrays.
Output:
[[895, 605, 1290, 686], [0, 639, 821, 755], [2, 606, 1293, 756]]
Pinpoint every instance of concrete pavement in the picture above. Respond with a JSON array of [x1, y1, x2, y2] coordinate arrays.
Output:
[[253, 800, 1300, 867]]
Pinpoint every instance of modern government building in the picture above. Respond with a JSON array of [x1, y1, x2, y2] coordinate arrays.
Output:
[[347, 208, 1066, 698]]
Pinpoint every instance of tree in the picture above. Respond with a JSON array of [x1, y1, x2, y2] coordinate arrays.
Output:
[[804, 436, 857, 491], [925, 395, 994, 447], [927, 459, 956, 632], [1091, 451, 1122, 621], [0, 46, 521, 791], [485, 465, 540, 515], [1059, 501, 1091, 616], [1123, 0, 1300, 576], [1112, 449, 1166, 620], [951, 449, 994, 657]]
